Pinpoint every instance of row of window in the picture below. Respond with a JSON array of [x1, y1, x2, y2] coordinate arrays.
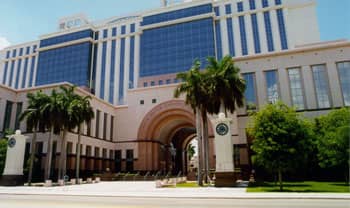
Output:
[[143, 78, 180, 87], [215, 0, 282, 16], [2, 56, 36, 89], [99, 23, 136, 40], [142, 4, 212, 26], [1, 101, 22, 133], [5, 45, 37, 59], [223, 9, 287, 57], [92, 109, 115, 141], [140, 98, 157, 105], [243, 62, 350, 111]]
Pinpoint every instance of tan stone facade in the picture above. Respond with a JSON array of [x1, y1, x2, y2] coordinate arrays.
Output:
[[0, 41, 349, 179]]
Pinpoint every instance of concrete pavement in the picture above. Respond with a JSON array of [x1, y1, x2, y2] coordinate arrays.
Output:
[[0, 182, 349, 199], [0, 195, 349, 208]]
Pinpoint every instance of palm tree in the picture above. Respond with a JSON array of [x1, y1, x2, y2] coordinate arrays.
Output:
[[202, 55, 246, 179], [69, 94, 94, 184], [205, 55, 246, 115], [187, 143, 196, 160], [174, 60, 206, 186], [19, 91, 50, 185], [58, 86, 79, 180], [41, 89, 63, 180]]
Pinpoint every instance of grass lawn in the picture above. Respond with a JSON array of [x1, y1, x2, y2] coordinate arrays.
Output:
[[169, 182, 210, 188], [247, 181, 350, 193]]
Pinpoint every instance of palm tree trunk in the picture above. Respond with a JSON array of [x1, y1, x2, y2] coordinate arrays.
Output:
[[195, 108, 203, 186], [278, 169, 283, 192], [44, 128, 54, 180], [201, 109, 210, 184], [62, 129, 68, 178], [58, 129, 67, 180], [75, 124, 82, 184], [27, 128, 37, 185]]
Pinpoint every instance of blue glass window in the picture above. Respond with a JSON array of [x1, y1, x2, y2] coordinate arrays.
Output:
[[140, 18, 215, 77], [264, 11, 274, 52], [288, 68, 305, 109], [36, 43, 92, 87], [225, 4, 232, 14], [129, 37, 135, 89], [130, 24, 135, 33], [121, 25, 126, 35], [109, 40, 116, 103], [251, 14, 261, 54], [226, 18, 235, 56], [29, 57, 35, 87], [26, 47, 30, 55], [40, 29, 93, 47], [103, 29, 108, 38], [21, 58, 29, 88], [215, 20, 223, 60], [312, 65, 331, 108], [174, 78, 179, 83], [92, 44, 98, 90], [19, 48, 23, 56], [95, 31, 99, 40], [249, 0, 256, 10], [33, 45, 37, 53], [265, 70, 279, 104], [239, 16, 248, 55], [275, 0, 282, 5], [100, 42, 107, 99], [143, 82, 148, 87], [237, 2, 244, 12], [142, 4, 212, 26], [8, 61, 15, 86], [166, 79, 171, 84], [262, 0, 269, 7], [12, 50, 17, 57], [158, 80, 163, 85], [337, 62, 350, 106], [15, 59, 22, 89], [243, 73, 257, 110], [214, 7, 220, 16], [112, 27, 117, 37], [119, 38, 125, 104], [6, 51, 10, 58], [150, 81, 155, 86], [276, 9, 288, 50], [2, 62, 8, 84]]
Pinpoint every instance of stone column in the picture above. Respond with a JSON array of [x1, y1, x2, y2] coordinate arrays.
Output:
[[213, 113, 237, 187], [0, 130, 27, 186]]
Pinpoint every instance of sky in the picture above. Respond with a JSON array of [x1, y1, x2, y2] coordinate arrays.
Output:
[[0, 0, 349, 49]]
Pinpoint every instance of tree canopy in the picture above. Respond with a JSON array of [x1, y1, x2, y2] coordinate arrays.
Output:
[[248, 102, 311, 191]]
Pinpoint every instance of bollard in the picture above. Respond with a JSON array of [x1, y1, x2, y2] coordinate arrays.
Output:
[[87, 178, 92, 183], [95, 177, 101, 183], [44, 180, 52, 187], [58, 179, 65, 186], [70, 179, 76, 185]]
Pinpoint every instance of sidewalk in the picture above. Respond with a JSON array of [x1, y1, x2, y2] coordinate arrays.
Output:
[[0, 182, 348, 199]]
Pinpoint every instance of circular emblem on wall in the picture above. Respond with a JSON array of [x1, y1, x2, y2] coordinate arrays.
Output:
[[216, 123, 229, 136], [8, 138, 16, 148]]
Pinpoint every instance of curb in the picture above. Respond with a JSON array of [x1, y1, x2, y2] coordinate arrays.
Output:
[[0, 192, 349, 200]]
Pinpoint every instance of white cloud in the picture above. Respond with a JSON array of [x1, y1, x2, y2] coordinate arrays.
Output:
[[0, 36, 10, 50]]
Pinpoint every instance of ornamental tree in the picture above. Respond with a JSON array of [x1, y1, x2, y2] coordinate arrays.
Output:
[[313, 108, 350, 182], [248, 102, 311, 191]]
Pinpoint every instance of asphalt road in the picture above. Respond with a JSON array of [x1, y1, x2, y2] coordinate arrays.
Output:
[[0, 195, 349, 208]]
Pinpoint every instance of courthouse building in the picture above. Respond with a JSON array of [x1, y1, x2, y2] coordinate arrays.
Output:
[[0, 0, 349, 179]]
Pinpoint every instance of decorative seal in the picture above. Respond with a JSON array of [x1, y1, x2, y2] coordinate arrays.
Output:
[[8, 138, 16, 148], [216, 123, 229, 136]]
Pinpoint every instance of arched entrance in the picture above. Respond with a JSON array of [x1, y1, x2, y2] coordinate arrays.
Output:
[[137, 100, 214, 175]]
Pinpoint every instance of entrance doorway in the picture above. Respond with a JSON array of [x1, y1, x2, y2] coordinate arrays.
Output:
[[137, 100, 214, 176]]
